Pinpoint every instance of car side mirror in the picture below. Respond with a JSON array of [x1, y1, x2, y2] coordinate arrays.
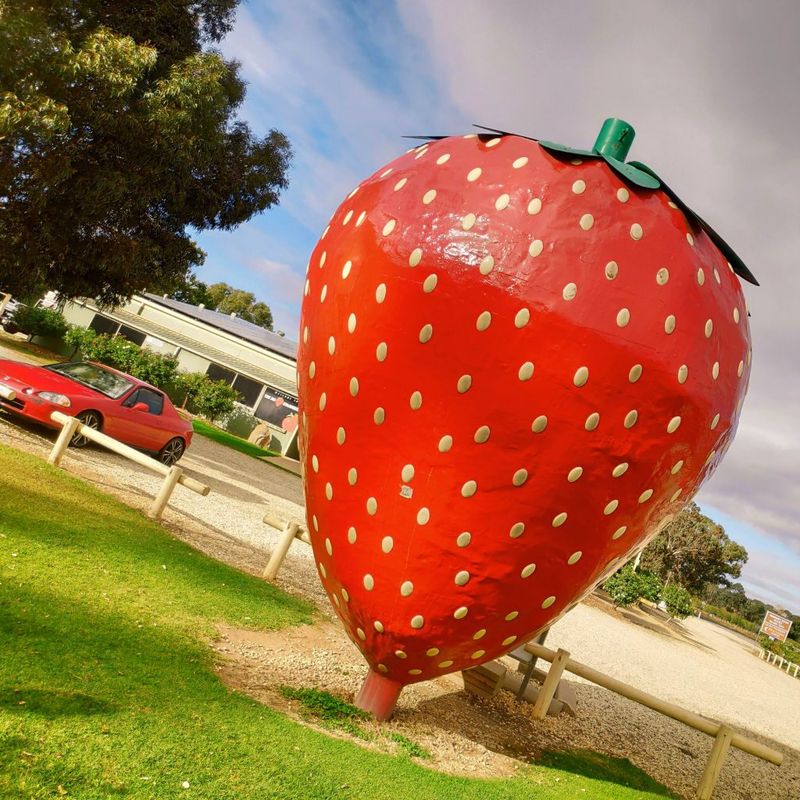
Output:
[[132, 402, 149, 412]]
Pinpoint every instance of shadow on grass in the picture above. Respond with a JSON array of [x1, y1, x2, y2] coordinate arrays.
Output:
[[538, 749, 677, 797], [0, 687, 115, 718]]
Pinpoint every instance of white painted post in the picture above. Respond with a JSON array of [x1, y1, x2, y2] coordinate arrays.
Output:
[[263, 521, 300, 581], [149, 466, 183, 520], [48, 416, 81, 467], [532, 648, 570, 720], [697, 726, 733, 800]]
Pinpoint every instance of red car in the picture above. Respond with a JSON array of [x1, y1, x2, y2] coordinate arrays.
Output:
[[0, 359, 192, 465]]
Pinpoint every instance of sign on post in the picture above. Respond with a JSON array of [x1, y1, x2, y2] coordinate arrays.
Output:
[[759, 610, 793, 642]]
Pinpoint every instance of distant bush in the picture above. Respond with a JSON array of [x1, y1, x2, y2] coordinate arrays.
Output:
[[662, 584, 693, 619], [11, 306, 68, 338], [759, 634, 800, 663], [700, 604, 757, 633], [637, 572, 663, 604], [192, 378, 238, 422], [603, 566, 644, 608]]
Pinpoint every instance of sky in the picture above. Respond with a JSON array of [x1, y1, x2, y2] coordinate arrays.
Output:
[[194, 0, 800, 612]]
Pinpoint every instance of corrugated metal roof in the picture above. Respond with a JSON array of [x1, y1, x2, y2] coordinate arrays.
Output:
[[143, 293, 298, 359]]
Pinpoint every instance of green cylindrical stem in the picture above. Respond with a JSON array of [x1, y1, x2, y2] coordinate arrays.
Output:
[[593, 118, 635, 161]]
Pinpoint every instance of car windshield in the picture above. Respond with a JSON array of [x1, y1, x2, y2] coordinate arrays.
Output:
[[47, 362, 135, 399]]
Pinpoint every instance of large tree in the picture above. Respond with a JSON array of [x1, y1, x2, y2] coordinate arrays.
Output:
[[0, 1, 291, 305], [639, 503, 748, 594], [205, 281, 273, 330]]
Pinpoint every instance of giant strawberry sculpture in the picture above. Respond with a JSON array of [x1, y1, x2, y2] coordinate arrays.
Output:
[[296, 119, 755, 720]]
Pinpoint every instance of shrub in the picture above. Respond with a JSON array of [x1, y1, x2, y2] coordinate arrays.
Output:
[[192, 379, 239, 422], [603, 566, 644, 608], [662, 584, 693, 619], [11, 306, 68, 338], [64, 325, 97, 356], [637, 571, 663, 604]]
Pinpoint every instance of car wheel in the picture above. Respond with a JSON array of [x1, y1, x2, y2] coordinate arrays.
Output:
[[158, 437, 185, 466], [70, 411, 101, 448]]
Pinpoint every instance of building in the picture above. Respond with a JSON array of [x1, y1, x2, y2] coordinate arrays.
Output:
[[62, 294, 300, 455]]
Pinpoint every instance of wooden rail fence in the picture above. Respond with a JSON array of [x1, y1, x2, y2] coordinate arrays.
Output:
[[759, 648, 800, 677], [48, 410, 209, 519], [261, 512, 310, 580], [524, 642, 783, 800]]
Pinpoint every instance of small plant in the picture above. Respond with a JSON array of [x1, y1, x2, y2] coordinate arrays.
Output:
[[279, 686, 370, 738], [387, 732, 430, 760], [662, 584, 693, 619], [192, 378, 239, 422], [603, 566, 644, 608], [637, 571, 663, 604], [11, 306, 68, 338]]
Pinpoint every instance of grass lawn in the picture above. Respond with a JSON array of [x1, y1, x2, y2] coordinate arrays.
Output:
[[0, 443, 675, 799], [192, 418, 281, 459], [0, 332, 62, 365]]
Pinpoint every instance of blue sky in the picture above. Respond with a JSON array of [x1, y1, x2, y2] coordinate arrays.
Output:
[[195, 1, 800, 612]]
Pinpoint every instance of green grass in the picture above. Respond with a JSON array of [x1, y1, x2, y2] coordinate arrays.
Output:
[[0, 332, 61, 365], [192, 418, 281, 458], [0, 442, 676, 799], [388, 733, 431, 761], [280, 687, 370, 739]]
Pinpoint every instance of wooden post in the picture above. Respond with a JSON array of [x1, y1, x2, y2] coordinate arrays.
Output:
[[697, 726, 733, 800], [518, 628, 550, 700], [532, 648, 570, 720], [48, 416, 81, 467], [263, 521, 300, 581], [149, 466, 183, 520]]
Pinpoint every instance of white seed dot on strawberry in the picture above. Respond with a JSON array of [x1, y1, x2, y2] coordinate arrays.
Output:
[[410, 391, 423, 410], [572, 179, 586, 194], [568, 551, 583, 565], [503, 635, 518, 646], [518, 362, 534, 381], [513, 157, 529, 169], [515, 308, 531, 328], [363, 574, 375, 591], [455, 570, 470, 586], [418, 324, 433, 344], [318, 393, 327, 411], [349, 377, 359, 396], [532, 415, 548, 433], [422, 189, 437, 205], [705, 319, 714, 338], [382, 219, 396, 236], [366, 497, 378, 515], [630, 223, 643, 240], [473, 629, 487, 641], [308, 361, 316, 379], [737, 360, 744, 377], [381, 536, 394, 553], [527, 198, 542, 215], [394, 649, 406, 658], [665, 315, 677, 334], [585, 412, 600, 431], [457, 375, 472, 393], [438, 435, 453, 452], [552, 512, 568, 527], [324, 535, 332, 553], [638, 489, 654, 503], [733, 307, 740, 324], [411, 616, 424, 629], [375, 283, 387, 303], [573, 366, 589, 387], [624, 410, 639, 429], [712, 361, 720, 380], [629, 364, 643, 382], [461, 480, 477, 498], [567, 467, 583, 482], [505, 610, 519, 622], [697, 268, 706, 285], [336, 427, 346, 445], [356, 211, 366, 227], [348, 468, 357, 485], [320, 285, 327, 302], [521, 563, 536, 578], [686, 232, 694, 245], [529, 239, 544, 258], [612, 462, 629, 478], [453, 607, 468, 620], [438, 659, 454, 669], [400, 581, 414, 597], [495, 193, 510, 210], [416, 507, 430, 525], [671, 488, 683, 502], [342, 210, 353, 225], [579, 213, 594, 230], [667, 416, 682, 433], [509, 522, 525, 539], [671, 460, 684, 474], [613, 526, 627, 540], [604, 500, 619, 515], [401, 464, 415, 482], [541, 596, 556, 609], [479, 255, 494, 275], [426, 647, 440, 657], [467, 167, 481, 182], [617, 187, 630, 203], [436, 153, 450, 165], [474, 425, 490, 443], [471, 649, 486, 660], [513, 469, 528, 487], [714, 268, 721, 284], [476, 311, 492, 331], [563, 282, 577, 301], [461, 213, 476, 231], [347, 313, 357, 333], [710, 413, 721, 430], [656, 267, 669, 285], [456, 532, 471, 547], [616, 308, 631, 327], [341, 260, 352, 279], [374, 621, 385, 633], [605, 261, 619, 280], [409, 248, 423, 267], [376, 342, 388, 361], [677, 364, 689, 384]]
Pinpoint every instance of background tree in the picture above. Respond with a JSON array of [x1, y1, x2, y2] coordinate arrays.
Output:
[[170, 274, 214, 307], [204, 282, 274, 330], [639, 503, 748, 594], [0, 1, 291, 304]]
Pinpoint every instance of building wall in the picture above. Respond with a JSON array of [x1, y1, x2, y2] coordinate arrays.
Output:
[[176, 350, 212, 374]]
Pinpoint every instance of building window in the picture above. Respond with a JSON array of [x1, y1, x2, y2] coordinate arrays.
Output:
[[117, 325, 147, 346], [89, 314, 119, 336], [255, 389, 298, 429], [206, 363, 236, 385], [232, 374, 263, 407]]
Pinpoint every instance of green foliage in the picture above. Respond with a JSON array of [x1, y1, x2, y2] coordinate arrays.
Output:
[[603, 566, 648, 608], [170, 273, 215, 306], [759, 635, 800, 663], [637, 572, 662, 604], [191, 377, 239, 422], [661, 584, 693, 619], [279, 687, 370, 738], [64, 324, 98, 356], [9, 306, 68, 338], [388, 733, 431, 760], [700, 603, 758, 633], [0, 1, 291, 304], [639, 503, 748, 593], [205, 282, 274, 330]]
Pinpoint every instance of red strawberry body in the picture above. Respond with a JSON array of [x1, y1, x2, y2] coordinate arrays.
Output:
[[296, 130, 751, 718]]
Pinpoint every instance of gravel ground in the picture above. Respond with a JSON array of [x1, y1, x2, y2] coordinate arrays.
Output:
[[1, 343, 798, 798]]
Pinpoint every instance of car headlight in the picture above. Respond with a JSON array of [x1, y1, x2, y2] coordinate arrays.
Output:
[[37, 392, 71, 407]]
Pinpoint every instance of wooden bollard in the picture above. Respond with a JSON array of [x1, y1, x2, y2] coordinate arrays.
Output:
[[149, 465, 183, 520], [263, 521, 300, 581], [697, 726, 733, 800], [48, 416, 81, 467], [532, 648, 570, 720]]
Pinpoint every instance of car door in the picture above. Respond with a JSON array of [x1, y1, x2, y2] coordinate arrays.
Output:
[[118, 387, 168, 451]]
